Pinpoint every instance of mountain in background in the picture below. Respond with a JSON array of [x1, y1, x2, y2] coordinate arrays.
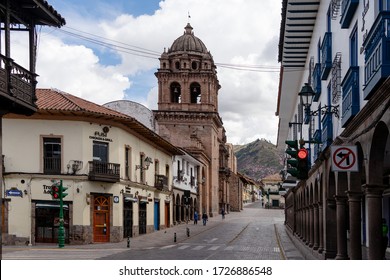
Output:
[[234, 138, 284, 182]]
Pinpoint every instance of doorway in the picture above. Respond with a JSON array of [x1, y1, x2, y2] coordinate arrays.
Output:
[[139, 202, 147, 235], [123, 199, 133, 238], [93, 195, 110, 242]]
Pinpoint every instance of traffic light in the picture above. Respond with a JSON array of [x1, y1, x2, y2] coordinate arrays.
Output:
[[50, 183, 60, 199], [285, 140, 299, 178], [297, 148, 309, 180], [59, 182, 68, 200]]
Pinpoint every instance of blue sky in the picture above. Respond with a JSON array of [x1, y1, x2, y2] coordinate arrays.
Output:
[[24, 0, 282, 145]]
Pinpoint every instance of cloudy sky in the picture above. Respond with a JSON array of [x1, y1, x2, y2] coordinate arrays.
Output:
[[13, 0, 282, 145]]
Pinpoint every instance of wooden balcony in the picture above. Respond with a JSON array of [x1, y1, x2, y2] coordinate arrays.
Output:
[[0, 54, 37, 115], [154, 174, 169, 191], [88, 161, 120, 183], [363, 12, 390, 99], [321, 32, 332, 80], [341, 66, 360, 127], [340, 0, 359, 28]]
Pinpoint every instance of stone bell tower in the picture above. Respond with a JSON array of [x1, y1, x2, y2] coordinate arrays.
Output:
[[154, 23, 225, 216]]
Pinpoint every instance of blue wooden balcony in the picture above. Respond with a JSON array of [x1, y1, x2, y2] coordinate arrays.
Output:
[[313, 129, 322, 161], [363, 11, 390, 99], [321, 113, 333, 150], [321, 32, 332, 80], [340, 0, 359, 28], [312, 63, 322, 101], [341, 66, 360, 127]]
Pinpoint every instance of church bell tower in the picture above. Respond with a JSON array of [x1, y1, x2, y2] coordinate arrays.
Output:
[[154, 23, 224, 216]]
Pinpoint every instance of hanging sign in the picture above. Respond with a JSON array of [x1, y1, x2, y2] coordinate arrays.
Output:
[[331, 146, 359, 172]]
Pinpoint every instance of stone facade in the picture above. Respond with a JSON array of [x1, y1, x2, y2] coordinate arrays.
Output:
[[154, 23, 229, 217]]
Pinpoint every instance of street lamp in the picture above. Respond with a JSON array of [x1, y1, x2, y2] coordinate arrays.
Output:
[[135, 156, 153, 170], [298, 83, 339, 123]]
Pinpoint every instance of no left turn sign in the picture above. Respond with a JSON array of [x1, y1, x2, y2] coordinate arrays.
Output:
[[331, 146, 359, 172]]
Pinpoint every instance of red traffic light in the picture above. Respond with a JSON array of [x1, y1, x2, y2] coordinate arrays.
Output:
[[51, 185, 59, 199], [297, 148, 308, 160]]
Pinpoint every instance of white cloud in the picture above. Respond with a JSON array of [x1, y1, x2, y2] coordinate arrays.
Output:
[[15, 0, 282, 145]]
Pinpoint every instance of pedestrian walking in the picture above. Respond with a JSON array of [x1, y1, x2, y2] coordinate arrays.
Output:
[[221, 209, 225, 219], [202, 212, 208, 226], [194, 211, 198, 225], [382, 218, 389, 259]]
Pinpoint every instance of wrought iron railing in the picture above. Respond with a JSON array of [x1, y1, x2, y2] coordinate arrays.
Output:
[[88, 161, 120, 182], [154, 174, 168, 190], [44, 157, 61, 174]]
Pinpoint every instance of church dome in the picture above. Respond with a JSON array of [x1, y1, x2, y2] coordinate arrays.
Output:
[[168, 23, 209, 54]]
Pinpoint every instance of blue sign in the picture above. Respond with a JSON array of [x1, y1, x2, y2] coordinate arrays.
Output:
[[6, 189, 23, 197]]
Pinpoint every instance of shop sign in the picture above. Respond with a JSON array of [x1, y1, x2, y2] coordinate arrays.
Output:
[[89, 126, 113, 142]]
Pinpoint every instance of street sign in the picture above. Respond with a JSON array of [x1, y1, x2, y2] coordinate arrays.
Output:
[[331, 146, 358, 172], [6, 189, 23, 197]]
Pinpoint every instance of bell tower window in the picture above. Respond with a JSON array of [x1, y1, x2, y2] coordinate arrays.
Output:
[[175, 61, 180, 69], [171, 82, 181, 103], [190, 82, 201, 104]]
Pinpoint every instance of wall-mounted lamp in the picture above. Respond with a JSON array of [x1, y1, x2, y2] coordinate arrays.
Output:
[[135, 156, 153, 170], [120, 189, 124, 194], [299, 83, 339, 123]]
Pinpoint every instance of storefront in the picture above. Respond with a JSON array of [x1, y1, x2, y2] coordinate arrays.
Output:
[[34, 201, 70, 244]]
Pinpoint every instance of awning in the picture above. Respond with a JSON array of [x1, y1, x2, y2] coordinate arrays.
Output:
[[124, 197, 138, 202]]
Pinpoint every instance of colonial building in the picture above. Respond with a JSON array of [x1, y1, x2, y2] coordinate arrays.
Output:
[[154, 23, 231, 217], [277, 0, 390, 259], [2, 89, 182, 245], [0, 0, 65, 246], [172, 150, 203, 224], [261, 173, 284, 209]]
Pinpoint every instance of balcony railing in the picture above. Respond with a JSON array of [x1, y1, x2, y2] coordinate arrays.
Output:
[[312, 63, 322, 102], [340, 0, 359, 28], [363, 11, 390, 99], [88, 161, 120, 183], [0, 54, 37, 115], [341, 66, 360, 127], [321, 32, 332, 80], [154, 174, 168, 191], [44, 157, 61, 175]]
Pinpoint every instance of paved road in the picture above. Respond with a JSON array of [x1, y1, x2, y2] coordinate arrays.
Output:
[[2, 202, 302, 260], [103, 203, 284, 260]]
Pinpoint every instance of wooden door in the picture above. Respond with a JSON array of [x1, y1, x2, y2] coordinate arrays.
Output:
[[93, 196, 110, 242]]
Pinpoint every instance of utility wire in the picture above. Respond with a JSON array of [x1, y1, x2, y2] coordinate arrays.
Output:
[[49, 26, 297, 73]]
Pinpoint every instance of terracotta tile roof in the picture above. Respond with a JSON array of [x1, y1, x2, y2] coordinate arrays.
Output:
[[34, 88, 183, 156], [36, 89, 130, 119]]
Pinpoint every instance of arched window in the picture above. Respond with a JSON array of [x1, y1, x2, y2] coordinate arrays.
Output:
[[170, 82, 181, 103], [190, 82, 201, 104]]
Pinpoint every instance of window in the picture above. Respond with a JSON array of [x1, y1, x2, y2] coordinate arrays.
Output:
[[93, 141, 108, 162], [175, 61, 180, 69], [43, 137, 61, 174], [350, 25, 358, 67], [170, 82, 181, 103], [190, 82, 201, 104], [125, 146, 131, 179]]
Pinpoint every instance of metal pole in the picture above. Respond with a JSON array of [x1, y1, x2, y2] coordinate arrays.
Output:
[[58, 180, 65, 248]]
